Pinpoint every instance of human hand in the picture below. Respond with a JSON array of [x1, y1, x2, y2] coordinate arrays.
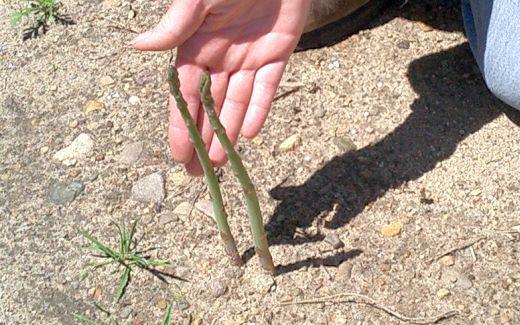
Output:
[[132, 0, 311, 175]]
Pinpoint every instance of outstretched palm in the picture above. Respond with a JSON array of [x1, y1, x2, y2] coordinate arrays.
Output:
[[133, 0, 311, 174]]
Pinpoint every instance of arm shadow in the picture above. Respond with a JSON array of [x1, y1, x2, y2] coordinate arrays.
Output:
[[266, 43, 509, 274], [298, 0, 464, 51]]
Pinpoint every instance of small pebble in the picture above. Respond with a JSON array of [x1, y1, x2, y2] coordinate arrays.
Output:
[[381, 221, 402, 237], [209, 280, 227, 298], [99, 76, 115, 86], [92, 287, 102, 300], [417, 21, 434, 32], [157, 299, 168, 310], [48, 181, 84, 205], [69, 120, 79, 128], [436, 288, 450, 299], [333, 136, 357, 152], [158, 212, 177, 225], [490, 308, 499, 316], [127, 9, 135, 19], [337, 261, 353, 280], [195, 200, 215, 220], [173, 202, 192, 216], [397, 40, 410, 49], [439, 255, 455, 266], [278, 134, 301, 152], [129, 96, 140, 105], [40, 146, 49, 155], [324, 233, 344, 249], [53, 133, 94, 163], [131, 172, 165, 203], [84, 100, 105, 113], [117, 141, 143, 166]]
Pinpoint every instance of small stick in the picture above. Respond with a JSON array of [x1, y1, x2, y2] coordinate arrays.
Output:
[[168, 66, 242, 266], [280, 292, 459, 324], [199, 72, 275, 273], [427, 237, 485, 263]]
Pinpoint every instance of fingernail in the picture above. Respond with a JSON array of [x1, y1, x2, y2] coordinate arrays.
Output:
[[131, 30, 152, 45]]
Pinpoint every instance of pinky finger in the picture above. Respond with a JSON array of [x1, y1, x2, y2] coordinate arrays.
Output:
[[241, 61, 287, 139]]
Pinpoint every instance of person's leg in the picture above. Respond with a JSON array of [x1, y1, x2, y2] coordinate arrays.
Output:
[[461, 0, 520, 110]]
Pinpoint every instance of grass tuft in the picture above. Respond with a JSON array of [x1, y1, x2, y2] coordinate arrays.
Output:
[[80, 220, 171, 302]]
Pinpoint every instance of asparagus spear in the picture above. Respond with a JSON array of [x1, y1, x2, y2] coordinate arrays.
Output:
[[198, 72, 275, 273], [168, 66, 242, 266]]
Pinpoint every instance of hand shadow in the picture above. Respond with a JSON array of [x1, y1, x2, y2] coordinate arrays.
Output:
[[267, 42, 511, 274]]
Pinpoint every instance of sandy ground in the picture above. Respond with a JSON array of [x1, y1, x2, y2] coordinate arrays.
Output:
[[0, 0, 519, 324]]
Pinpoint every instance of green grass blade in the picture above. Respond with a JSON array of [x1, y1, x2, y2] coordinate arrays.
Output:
[[92, 302, 111, 317], [79, 268, 90, 281], [72, 313, 100, 325], [120, 221, 127, 256], [161, 303, 173, 325], [147, 259, 171, 267], [115, 267, 131, 302], [80, 230, 119, 260], [127, 219, 138, 252], [126, 254, 149, 268], [111, 220, 125, 257]]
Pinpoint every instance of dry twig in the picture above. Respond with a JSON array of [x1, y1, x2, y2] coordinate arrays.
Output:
[[427, 237, 485, 263], [280, 292, 458, 324]]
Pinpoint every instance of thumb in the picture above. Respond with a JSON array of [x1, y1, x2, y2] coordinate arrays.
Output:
[[132, 0, 206, 51]]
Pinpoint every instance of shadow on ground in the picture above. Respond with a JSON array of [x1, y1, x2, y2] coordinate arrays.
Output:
[[268, 42, 511, 274], [298, 0, 463, 51]]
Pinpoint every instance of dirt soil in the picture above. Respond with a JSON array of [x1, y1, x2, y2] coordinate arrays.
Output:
[[1, 0, 519, 324]]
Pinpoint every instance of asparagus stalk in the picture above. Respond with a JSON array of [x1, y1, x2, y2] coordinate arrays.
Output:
[[198, 72, 275, 273], [168, 66, 243, 266]]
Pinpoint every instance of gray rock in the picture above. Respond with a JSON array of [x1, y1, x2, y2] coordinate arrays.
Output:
[[337, 261, 353, 280], [131, 172, 165, 203], [195, 200, 215, 220], [177, 301, 190, 311], [324, 233, 344, 249], [158, 212, 177, 225], [333, 136, 357, 152], [117, 141, 143, 166], [397, 40, 410, 49], [209, 280, 227, 298], [456, 273, 473, 289], [53, 133, 94, 164], [48, 181, 84, 205]]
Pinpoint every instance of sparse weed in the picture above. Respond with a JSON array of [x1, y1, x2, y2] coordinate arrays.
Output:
[[11, 0, 60, 27], [11, 0, 73, 40], [80, 220, 171, 302]]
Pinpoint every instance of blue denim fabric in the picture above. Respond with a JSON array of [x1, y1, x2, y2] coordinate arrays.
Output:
[[461, 0, 520, 110]]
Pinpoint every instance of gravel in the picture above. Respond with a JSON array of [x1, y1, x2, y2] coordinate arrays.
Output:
[[1, 0, 519, 324]]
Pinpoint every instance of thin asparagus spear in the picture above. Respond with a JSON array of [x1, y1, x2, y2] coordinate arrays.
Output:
[[168, 66, 243, 266], [198, 72, 275, 273]]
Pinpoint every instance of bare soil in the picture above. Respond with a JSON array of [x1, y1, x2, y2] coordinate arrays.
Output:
[[1, 0, 519, 324]]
